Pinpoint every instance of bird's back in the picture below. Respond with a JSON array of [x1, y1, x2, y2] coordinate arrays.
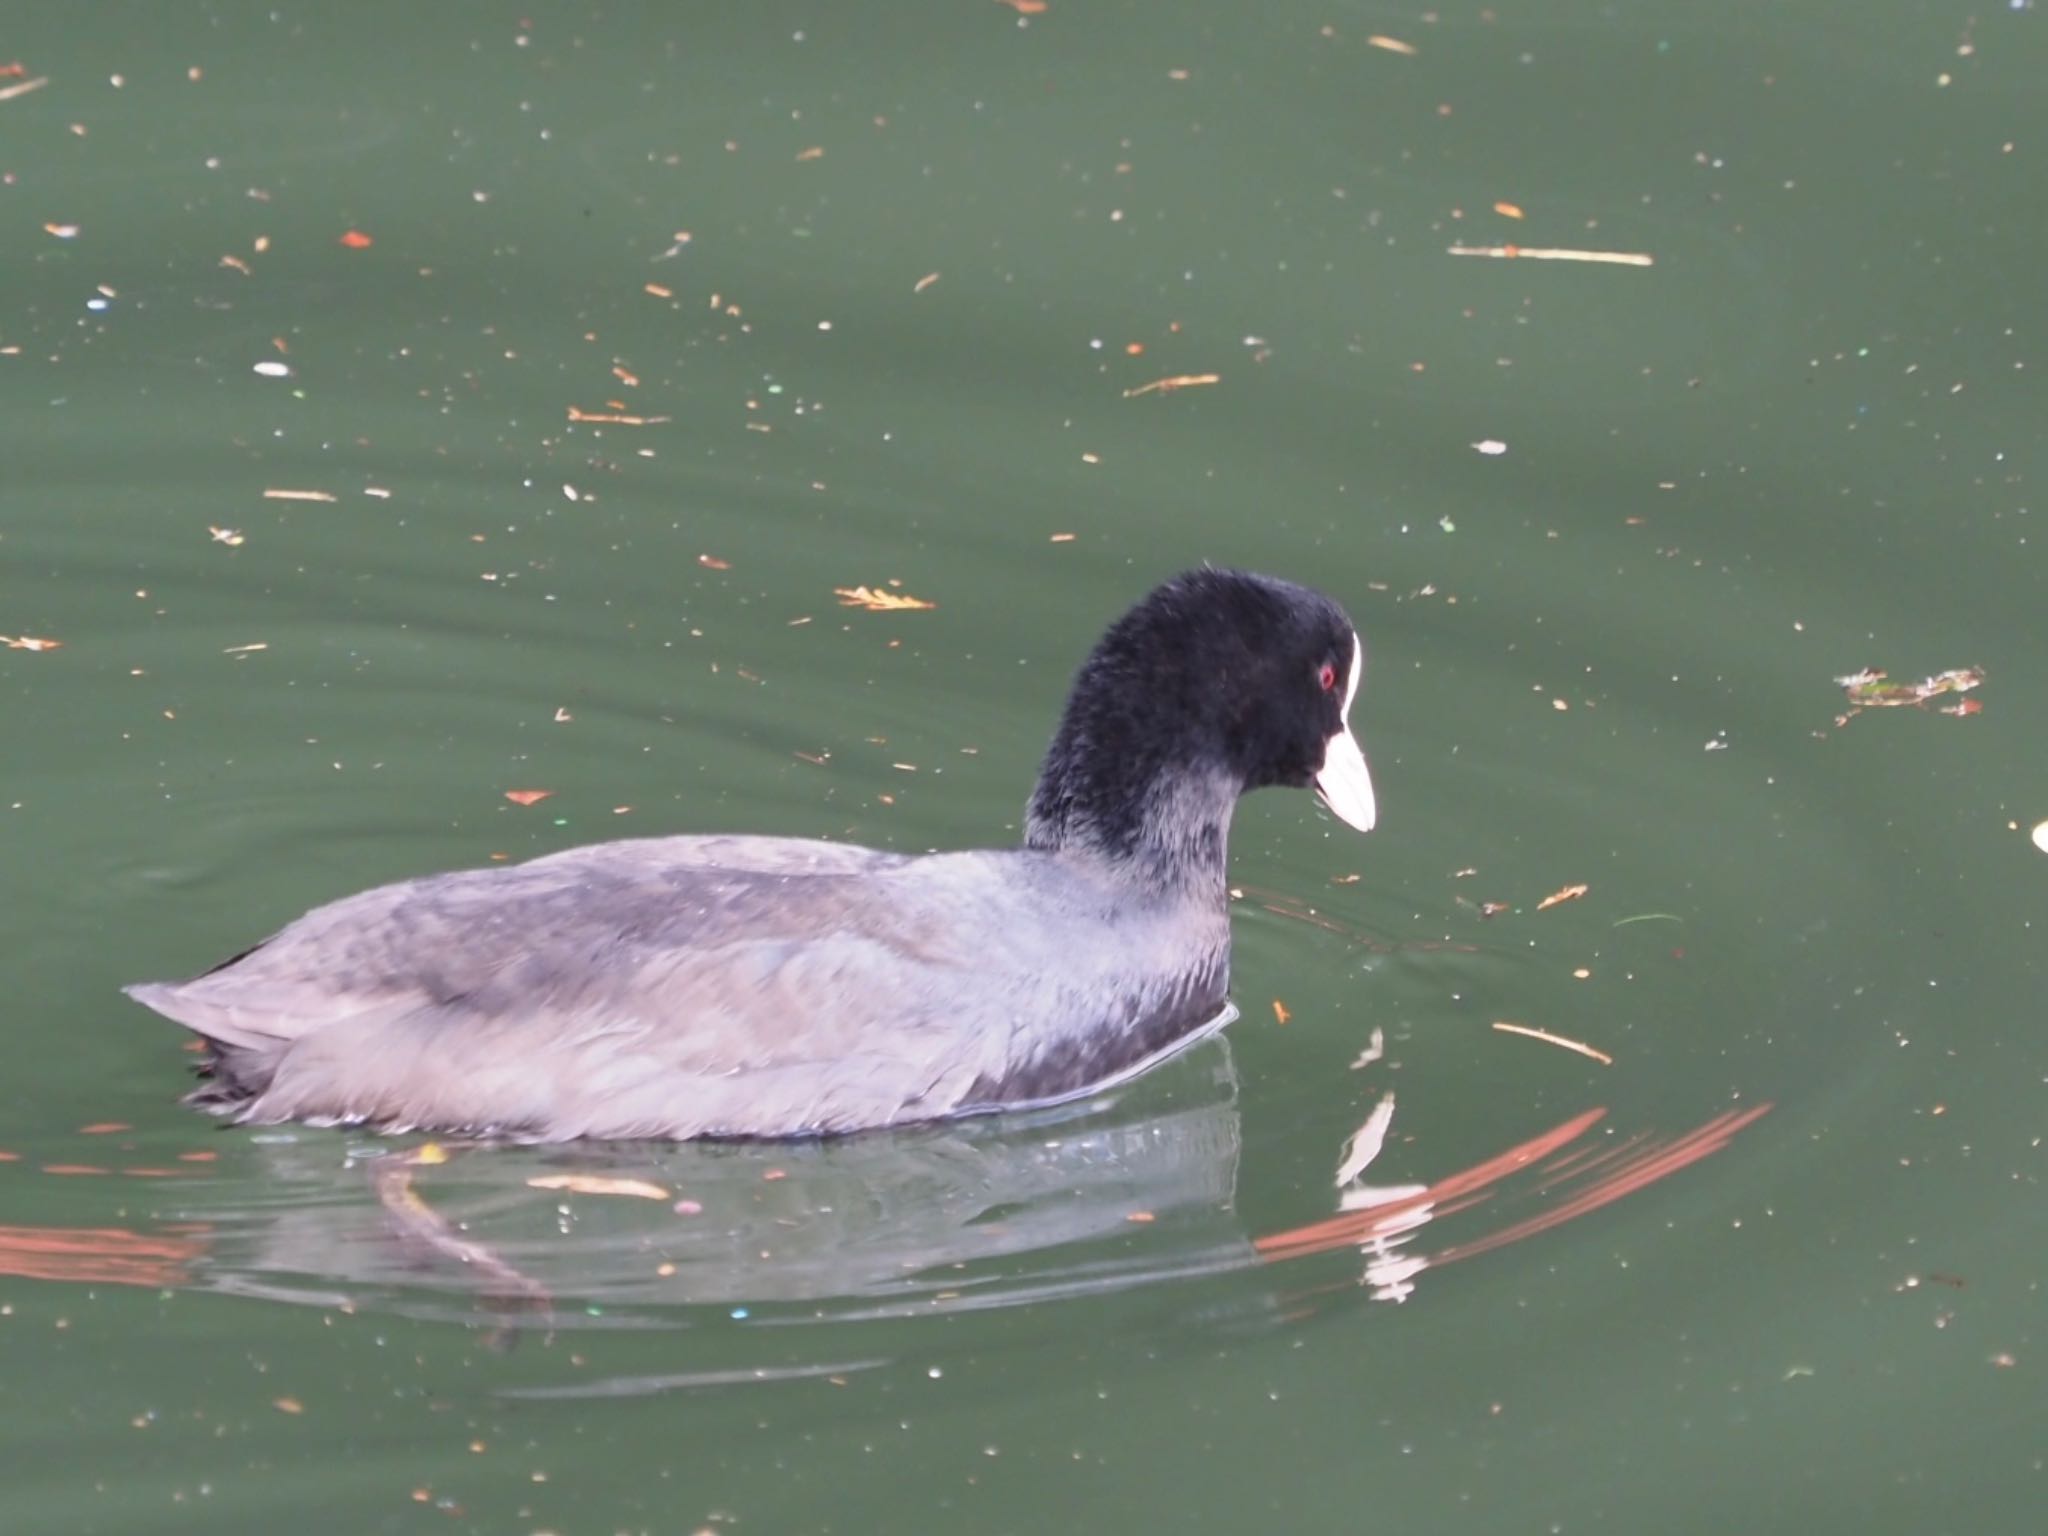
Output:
[[127, 834, 1231, 1139]]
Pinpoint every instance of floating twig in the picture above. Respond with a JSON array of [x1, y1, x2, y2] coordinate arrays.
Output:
[[1492, 1021, 1614, 1066], [567, 406, 671, 426], [1449, 244, 1654, 268], [1123, 373, 1221, 398]]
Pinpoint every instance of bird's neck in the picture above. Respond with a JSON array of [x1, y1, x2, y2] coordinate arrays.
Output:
[[1024, 743, 1239, 897]]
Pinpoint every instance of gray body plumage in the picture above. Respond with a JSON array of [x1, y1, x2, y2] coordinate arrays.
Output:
[[128, 834, 1229, 1140]]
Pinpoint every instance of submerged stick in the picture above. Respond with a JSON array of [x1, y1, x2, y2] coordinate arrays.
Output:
[[373, 1143, 555, 1344]]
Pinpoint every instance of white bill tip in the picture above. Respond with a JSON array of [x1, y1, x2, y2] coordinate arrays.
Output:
[[1315, 726, 1376, 832], [1314, 631, 1375, 832]]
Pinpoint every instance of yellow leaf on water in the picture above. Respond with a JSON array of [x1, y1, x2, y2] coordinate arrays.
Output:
[[526, 1174, 672, 1201], [835, 585, 936, 612]]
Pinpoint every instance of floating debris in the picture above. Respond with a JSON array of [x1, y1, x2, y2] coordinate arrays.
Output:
[[835, 585, 936, 612], [1335, 1092, 1398, 1186], [1448, 244, 1654, 268], [566, 406, 670, 426], [1833, 666, 1985, 726], [1123, 373, 1221, 398], [1492, 1021, 1613, 1066], [525, 1174, 670, 1201]]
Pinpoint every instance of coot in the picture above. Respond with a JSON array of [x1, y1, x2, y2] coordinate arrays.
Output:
[[126, 568, 1376, 1140]]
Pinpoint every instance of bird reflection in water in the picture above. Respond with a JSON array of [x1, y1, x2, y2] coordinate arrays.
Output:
[[0, 1042, 1769, 1348]]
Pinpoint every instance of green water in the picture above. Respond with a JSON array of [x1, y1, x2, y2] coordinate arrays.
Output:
[[4, 1, 2043, 1530]]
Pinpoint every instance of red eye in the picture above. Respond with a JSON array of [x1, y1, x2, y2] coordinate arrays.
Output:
[[1317, 661, 1337, 693]]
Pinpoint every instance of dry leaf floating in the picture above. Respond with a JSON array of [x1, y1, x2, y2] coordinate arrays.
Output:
[[835, 586, 936, 612]]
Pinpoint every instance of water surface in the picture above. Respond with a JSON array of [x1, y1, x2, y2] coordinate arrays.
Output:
[[3, 2, 2043, 1531]]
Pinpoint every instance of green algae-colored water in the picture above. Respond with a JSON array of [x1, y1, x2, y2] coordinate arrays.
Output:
[[4, 3, 2043, 1530]]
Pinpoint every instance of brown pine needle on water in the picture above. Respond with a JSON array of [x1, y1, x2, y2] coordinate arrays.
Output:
[[1492, 1021, 1614, 1066], [567, 406, 670, 426], [1123, 373, 1220, 398], [1448, 244, 1654, 268]]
